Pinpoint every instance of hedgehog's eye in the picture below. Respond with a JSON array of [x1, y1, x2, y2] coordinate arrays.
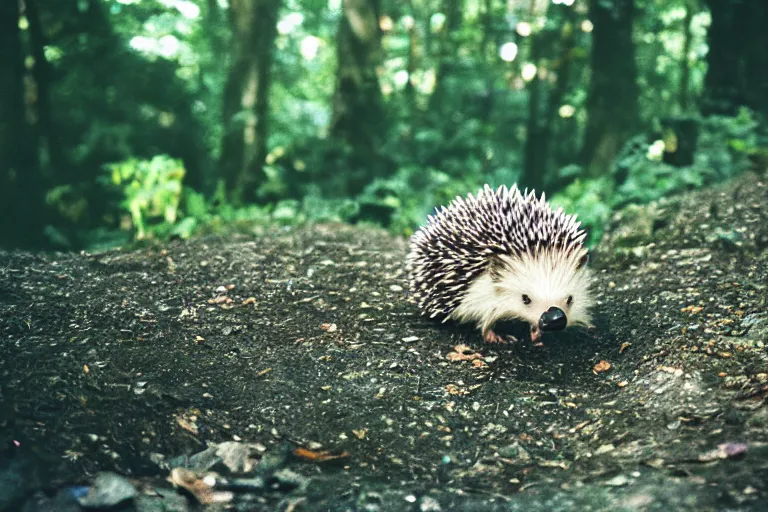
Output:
[[522, 294, 532, 305], [567, 295, 573, 306]]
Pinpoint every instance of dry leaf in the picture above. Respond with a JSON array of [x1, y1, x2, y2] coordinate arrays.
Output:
[[447, 344, 483, 362], [698, 442, 748, 462], [168, 468, 232, 504], [593, 360, 612, 373], [445, 383, 469, 396], [320, 323, 338, 332], [293, 447, 350, 463]]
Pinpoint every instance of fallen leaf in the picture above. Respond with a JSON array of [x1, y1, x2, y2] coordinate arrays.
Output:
[[593, 360, 612, 373], [169, 468, 232, 504], [445, 384, 469, 396], [176, 413, 200, 435], [447, 344, 483, 362], [320, 323, 338, 332], [698, 442, 748, 462], [293, 447, 349, 463]]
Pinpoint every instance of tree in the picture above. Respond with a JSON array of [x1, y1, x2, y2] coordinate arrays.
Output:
[[580, 0, 640, 179], [519, 3, 580, 193], [329, 0, 390, 195], [702, 0, 768, 118], [220, 0, 282, 204], [0, 0, 25, 183], [429, 0, 464, 111], [25, 0, 65, 179], [520, 25, 547, 193], [0, 0, 43, 247], [678, 0, 697, 113]]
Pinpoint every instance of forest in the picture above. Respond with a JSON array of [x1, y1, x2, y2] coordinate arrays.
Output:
[[1, 0, 767, 250], [3, 1, 768, 508]]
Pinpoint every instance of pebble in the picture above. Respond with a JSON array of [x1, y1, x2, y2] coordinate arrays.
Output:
[[77, 472, 137, 508]]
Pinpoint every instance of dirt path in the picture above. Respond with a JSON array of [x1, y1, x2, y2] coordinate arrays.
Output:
[[1, 174, 767, 511]]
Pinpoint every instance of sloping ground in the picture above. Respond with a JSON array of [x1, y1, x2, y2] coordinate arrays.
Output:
[[1, 173, 767, 511]]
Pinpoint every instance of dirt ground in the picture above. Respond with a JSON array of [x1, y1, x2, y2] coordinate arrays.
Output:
[[1, 173, 767, 511]]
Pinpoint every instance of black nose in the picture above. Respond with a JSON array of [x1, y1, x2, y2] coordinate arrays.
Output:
[[539, 306, 567, 332]]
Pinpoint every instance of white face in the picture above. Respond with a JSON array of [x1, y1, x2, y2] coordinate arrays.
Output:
[[449, 248, 594, 338], [494, 250, 593, 329]]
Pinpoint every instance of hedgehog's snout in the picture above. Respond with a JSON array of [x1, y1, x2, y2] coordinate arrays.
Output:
[[538, 306, 567, 332]]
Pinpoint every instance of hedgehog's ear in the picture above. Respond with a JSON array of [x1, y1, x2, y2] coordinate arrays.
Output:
[[577, 251, 590, 269], [488, 255, 508, 282]]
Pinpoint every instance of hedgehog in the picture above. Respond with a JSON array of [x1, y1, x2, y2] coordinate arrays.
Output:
[[406, 184, 594, 344]]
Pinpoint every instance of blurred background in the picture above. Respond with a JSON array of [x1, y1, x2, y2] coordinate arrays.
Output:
[[1, 0, 766, 251]]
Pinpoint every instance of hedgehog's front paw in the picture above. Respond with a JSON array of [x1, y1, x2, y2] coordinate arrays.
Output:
[[483, 329, 517, 344], [483, 329, 505, 343]]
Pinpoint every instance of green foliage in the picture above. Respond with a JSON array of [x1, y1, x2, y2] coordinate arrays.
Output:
[[635, 1, 710, 118], [553, 109, 762, 246], [106, 155, 186, 239], [355, 166, 485, 235], [551, 177, 614, 247], [9, 0, 768, 252]]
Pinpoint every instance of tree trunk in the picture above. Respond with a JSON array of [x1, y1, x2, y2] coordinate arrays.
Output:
[[429, 0, 463, 112], [0, 0, 25, 181], [678, 0, 696, 113], [702, 0, 768, 118], [520, 5, 577, 193], [401, 0, 417, 111], [661, 117, 698, 167], [521, 30, 546, 193], [330, 0, 390, 194], [481, 0, 493, 60], [25, 0, 64, 180], [219, 0, 281, 204], [0, 0, 42, 247], [580, 0, 640, 179]]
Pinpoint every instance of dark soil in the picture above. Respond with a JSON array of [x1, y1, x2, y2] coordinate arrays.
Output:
[[1, 173, 768, 511]]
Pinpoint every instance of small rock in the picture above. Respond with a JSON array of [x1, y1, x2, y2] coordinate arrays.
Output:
[[498, 442, 531, 461], [605, 474, 630, 487], [216, 441, 259, 473], [595, 443, 615, 455], [77, 472, 137, 508], [320, 323, 338, 332], [420, 496, 442, 511]]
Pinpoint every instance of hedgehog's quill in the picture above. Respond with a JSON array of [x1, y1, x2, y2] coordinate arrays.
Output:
[[406, 184, 594, 344]]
